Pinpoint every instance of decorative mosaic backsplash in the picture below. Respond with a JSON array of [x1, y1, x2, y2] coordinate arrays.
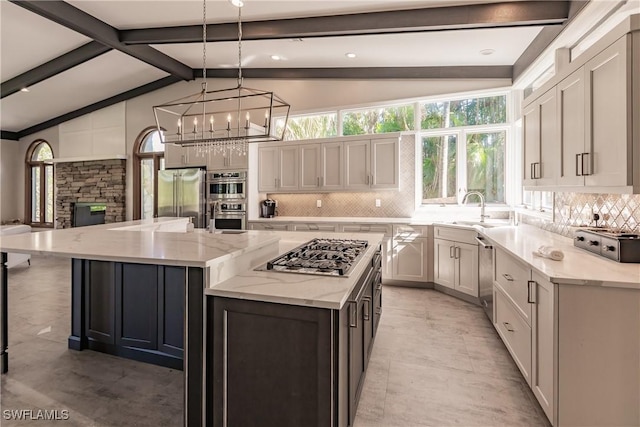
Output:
[[522, 192, 640, 237], [270, 135, 416, 218]]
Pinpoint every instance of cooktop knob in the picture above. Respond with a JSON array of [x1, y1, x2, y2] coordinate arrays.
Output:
[[588, 240, 599, 246], [575, 236, 585, 242], [603, 245, 616, 252]]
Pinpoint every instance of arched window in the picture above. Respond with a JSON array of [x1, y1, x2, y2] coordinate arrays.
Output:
[[133, 128, 165, 220], [25, 140, 54, 227]]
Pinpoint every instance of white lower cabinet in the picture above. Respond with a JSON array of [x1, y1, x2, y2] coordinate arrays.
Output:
[[494, 248, 556, 425], [433, 226, 478, 296], [391, 225, 429, 282], [531, 271, 555, 423]]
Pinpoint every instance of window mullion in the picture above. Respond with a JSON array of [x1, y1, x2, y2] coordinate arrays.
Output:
[[457, 130, 467, 204]]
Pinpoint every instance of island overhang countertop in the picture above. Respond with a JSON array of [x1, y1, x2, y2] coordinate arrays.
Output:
[[0, 218, 384, 310]]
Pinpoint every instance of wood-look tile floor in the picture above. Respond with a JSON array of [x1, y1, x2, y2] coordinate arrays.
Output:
[[1, 256, 550, 426]]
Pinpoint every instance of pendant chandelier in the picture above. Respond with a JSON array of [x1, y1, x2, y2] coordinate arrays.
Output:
[[153, 0, 290, 156]]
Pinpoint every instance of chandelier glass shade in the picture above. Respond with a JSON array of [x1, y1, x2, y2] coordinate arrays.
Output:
[[153, 0, 290, 155]]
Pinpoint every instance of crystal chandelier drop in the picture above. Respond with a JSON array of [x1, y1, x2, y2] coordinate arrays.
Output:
[[152, 0, 290, 157]]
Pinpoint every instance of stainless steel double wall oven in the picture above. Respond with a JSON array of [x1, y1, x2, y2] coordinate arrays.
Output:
[[207, 171, 247, 230]]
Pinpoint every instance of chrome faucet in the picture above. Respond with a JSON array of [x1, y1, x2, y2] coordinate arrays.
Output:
[[462, 191, 489, 223]]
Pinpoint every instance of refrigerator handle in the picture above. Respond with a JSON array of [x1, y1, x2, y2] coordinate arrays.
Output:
[[173, 175, 178, 216]]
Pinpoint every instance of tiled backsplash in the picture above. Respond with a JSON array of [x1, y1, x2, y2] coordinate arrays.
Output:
[[523, 192, 640, 237], [270, 134, 416, 218]]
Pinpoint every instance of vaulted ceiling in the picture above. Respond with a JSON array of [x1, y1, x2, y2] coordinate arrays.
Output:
[[1, 0, 587, 140]]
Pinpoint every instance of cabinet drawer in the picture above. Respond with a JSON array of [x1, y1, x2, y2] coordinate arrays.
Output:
[[340, 223, 392, 236], [494, 287, 532, 385], [290, 223, 337, 232], [494, 248, 532, 325], [393, 224, 428, 238], [433, 226, 477, 245], [249, 222, 291, 231]]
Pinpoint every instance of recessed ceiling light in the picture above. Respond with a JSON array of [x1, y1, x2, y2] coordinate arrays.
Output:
[[480, 49, 495, 56], [20, 87, 30, 92], [345, 53, 357, 59], [228, 0, 244, 7], [270, 55, 281, 61]]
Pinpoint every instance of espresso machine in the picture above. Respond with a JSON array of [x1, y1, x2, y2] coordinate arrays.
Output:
[[260, 199, 277, 218]]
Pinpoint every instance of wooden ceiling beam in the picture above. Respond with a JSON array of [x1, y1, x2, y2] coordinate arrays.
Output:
[[1, 41, 112, 99], [121, 1, 569, 45], [10, 1, 194, 80], [195, 66, 513, 80]]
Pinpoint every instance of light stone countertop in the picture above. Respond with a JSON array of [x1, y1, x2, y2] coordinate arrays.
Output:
[[0, 217, 281, 268], [205, 231, 385, 310], [248, 215, 507, 226], [481, 224, 640, 289]]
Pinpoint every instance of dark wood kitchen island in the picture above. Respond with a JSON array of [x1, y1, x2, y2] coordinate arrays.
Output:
[[0, 218, 384, 427]]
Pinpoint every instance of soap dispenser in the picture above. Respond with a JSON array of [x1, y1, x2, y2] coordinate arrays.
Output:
[[186, 217, 195, 232]]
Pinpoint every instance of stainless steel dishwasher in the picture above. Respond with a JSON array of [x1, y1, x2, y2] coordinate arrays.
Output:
[[476, 234, 494, 322]]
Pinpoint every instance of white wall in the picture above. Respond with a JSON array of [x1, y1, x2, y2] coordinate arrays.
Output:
[[59, 103, 126, 158], [1, 126, 59, 223]]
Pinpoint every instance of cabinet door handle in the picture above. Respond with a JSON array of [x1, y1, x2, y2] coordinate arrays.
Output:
[[581, 152, 591, 176], [365, 174, 370, 185], [449, 246, 454, 258], [527, 280, 536, 303], [576, 153, 583, 176], [363, 296, 371, 321], [375, 307, 382, 315], [455, 246, 461, 259], [503, 322, 515, 332], [317, 177, 320, 187], [502, 273, 514, 282], [349, 301, 358, 328], [530, 163, 535, 180], [370, 174, 374, 186]]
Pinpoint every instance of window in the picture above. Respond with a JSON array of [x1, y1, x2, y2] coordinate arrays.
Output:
[[133, 129, 165, 220], [342, 103, 414, 136], [420, 94, 508, 204], [522, 190, 554, 213], [25, 140, 54, 227], [275, 113, 337, 140]]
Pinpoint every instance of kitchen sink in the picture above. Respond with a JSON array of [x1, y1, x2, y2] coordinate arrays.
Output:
[[214, 230, 247, 234]]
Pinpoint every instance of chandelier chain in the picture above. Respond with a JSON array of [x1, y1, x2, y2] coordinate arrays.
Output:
[[237, 6, 242, 86], [202, 0, 207, 83]]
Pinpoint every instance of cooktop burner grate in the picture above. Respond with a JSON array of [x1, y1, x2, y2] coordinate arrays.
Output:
[[265, 238, 369, 276]]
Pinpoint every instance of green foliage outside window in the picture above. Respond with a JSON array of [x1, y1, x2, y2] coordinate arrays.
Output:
[[421, 96, 507, 129], [342, 105, 414, 136]]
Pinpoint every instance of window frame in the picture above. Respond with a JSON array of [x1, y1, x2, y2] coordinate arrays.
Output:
[[420, 123, 510, 205], [24, 140, 54, 228], [133, 127, 165, 220]]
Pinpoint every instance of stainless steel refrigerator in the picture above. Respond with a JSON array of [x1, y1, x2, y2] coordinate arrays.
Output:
[[157, 168, 206, 228]]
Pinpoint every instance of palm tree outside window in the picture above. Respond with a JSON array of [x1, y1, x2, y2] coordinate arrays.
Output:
[[25, 140, 54, 227], [133, 128, 165, 220]]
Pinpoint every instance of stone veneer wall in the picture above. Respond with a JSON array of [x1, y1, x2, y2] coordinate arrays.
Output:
[[521, 192, 640, 237], [270, 134, 416, 218], [55, 159, 126, 228]]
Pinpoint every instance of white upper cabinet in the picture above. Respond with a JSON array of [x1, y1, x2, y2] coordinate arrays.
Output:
[[299, 144, 322, 190], [258, 134, 399, 193], [371, 138, 399, 189], [258, 146, 279, 192], [345, 137, 399, 190], [321, 142, 344, 191], [584, 35, 631, 188], [207, 149, 248, 171], [557, 68, 586, 186], [522, 24, 639, 193], [344, 139, 370, 189], [522, 88, 557, 187], [164, 144, 206, 169]]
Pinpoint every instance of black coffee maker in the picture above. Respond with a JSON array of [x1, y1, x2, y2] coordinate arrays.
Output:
[[260, 199, 277, 218]]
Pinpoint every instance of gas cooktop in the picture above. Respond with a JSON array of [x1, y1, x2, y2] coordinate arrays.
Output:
[[262, 238, 369, 276]]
